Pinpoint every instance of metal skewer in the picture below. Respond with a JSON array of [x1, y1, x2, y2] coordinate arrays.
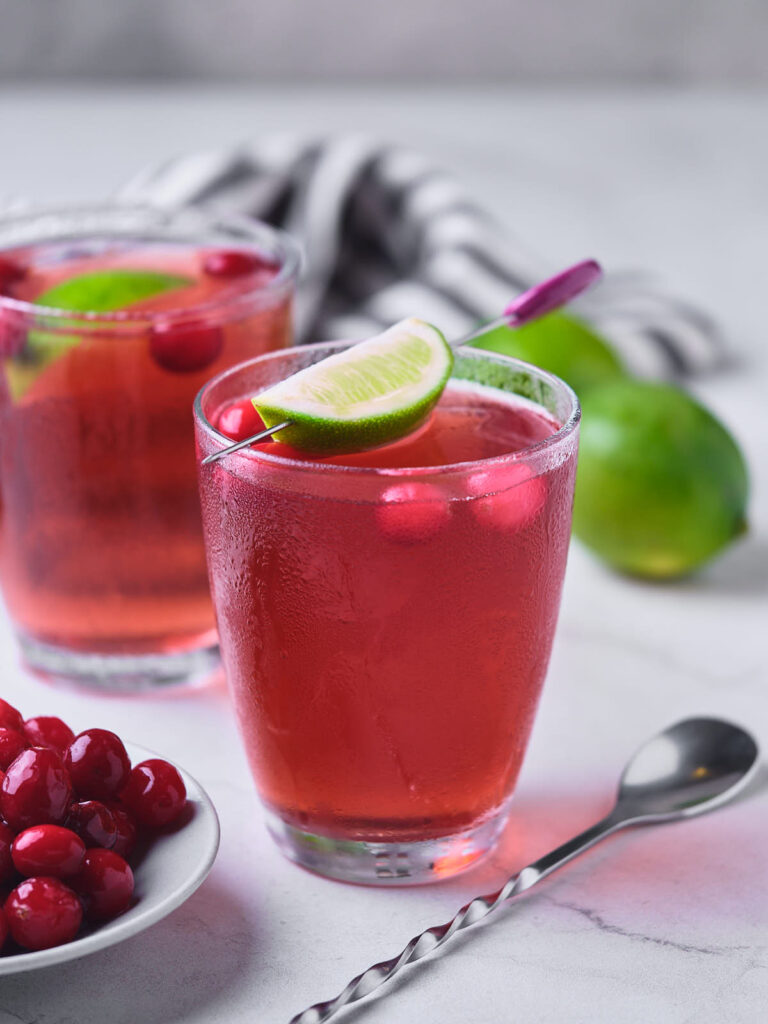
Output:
[[201, 259, 602, 466]]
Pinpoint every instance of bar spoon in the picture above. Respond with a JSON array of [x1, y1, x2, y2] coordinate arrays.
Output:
[[290, 716, 759, 1023]]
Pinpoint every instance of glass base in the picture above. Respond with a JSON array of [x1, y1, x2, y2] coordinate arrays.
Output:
[[18, 632, 220, 693], [264, 806, 511, 885]]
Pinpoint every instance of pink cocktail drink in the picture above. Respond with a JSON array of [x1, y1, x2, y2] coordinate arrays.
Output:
[[0, 205, 298, 689], [195, 343, 579, 883]]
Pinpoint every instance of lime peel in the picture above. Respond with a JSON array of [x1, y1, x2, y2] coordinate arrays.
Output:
[[254, 318, 453, 453], [33, 269, 191, 313], [7, 268, 192, 401]]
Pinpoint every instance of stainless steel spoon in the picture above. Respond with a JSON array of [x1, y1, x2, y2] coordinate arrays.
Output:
[[290, 717, 759, 1024]]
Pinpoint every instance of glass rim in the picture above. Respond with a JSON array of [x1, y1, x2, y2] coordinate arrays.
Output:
[[194, 340, 581, 478], [0, 202, 302, 328]]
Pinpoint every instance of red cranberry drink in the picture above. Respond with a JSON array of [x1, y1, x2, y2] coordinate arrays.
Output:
[[195, 333, 579, 883], [0, 205, 298, 689]]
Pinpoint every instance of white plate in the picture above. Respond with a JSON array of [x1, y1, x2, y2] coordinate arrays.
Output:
[[0, 742, 220, 974]]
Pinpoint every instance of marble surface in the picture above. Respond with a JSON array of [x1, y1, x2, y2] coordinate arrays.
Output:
[[0, 85, 766, 1024]]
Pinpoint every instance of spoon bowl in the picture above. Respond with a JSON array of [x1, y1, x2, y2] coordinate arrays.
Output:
[[617, 716, 760, 822]]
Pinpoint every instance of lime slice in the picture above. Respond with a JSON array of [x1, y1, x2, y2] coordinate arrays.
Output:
[[6, 269, 191, 401], [254, 318, 453, 453], [33, 269, 190, 313]]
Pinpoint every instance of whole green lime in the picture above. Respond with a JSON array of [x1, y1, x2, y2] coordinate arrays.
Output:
[[574, 379, 749, 578], [471, 311, 625, 395]]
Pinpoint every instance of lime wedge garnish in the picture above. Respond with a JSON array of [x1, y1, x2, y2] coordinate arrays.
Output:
[[6, 269, 191, 400], [34, 269, 190, 313], [254, 318, 453, 453]]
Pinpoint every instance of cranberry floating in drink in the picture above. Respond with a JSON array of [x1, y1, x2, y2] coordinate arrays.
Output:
[[0, 205, 299, 689]]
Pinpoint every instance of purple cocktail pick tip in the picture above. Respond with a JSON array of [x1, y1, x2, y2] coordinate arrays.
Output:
[[504, 259, 603, 327]]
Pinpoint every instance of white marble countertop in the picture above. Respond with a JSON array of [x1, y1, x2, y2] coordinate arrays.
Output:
[[0, 85, 766, 1024]]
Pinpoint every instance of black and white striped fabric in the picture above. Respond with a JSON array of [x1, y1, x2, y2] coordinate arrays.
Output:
[[120, 135, 723, 377]]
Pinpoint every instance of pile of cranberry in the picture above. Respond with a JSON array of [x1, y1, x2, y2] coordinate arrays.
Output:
[[0, 698, 187, 954]]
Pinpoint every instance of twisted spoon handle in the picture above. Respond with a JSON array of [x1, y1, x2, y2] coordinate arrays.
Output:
[[289, 812, 626, 1023]]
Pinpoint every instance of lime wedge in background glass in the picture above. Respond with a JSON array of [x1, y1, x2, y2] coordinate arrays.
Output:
[[7, 269, 191, 400], [254, 318, 453, 453], [33, 269, 190, 313]]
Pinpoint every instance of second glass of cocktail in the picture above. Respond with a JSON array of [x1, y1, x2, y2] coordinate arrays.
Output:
[[195, 342, 579, 883], [0, 204, 299, 690]]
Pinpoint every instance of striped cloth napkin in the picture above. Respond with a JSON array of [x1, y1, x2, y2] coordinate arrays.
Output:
[[120, 135, 723, 378]]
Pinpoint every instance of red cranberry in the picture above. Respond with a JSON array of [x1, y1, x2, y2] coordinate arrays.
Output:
[[0, 727, 28, 770], [66, 800, 117, 849], [0, 906, 7, 951], [376, 483, 452, 544], [4, 877, 82, 950], [65, 728, 130, 801], [106, 803, 137, 860], [149, 321, 223, 374], [0, 307, 27, 358], [217, 398, 265, 442], [468, 464, 546, 531], [0, 748, 73, 831], [0, 821, 14, 883], [74, 849, 134, 922], [24, 716, 75, 756], [0, 256, 25, 293], [203, 248, 277, 278], [0, 699, 24, 733], [120, 759, 187, 828], [12, 825, 86, 879]]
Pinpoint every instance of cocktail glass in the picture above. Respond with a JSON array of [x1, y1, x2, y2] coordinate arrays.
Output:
[[0, 204, 299, 690], [195, 342, 579, 883]]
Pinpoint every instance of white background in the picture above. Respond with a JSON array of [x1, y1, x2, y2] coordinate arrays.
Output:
[[1, 0, 767, 83]]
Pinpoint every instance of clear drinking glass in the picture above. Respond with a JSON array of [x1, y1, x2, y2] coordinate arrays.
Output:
[[0, 204, 299, 690], [195, 343, 580, 884]]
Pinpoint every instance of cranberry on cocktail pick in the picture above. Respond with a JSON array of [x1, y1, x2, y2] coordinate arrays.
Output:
[[65, 728, 131, 801], [74, 848, 134, 922], [0, 747, 73, 831], [203, 249, 278, 279], [216, 398, 266, 442], [4, 877, 83, 950], [120, 758, 187, 829], [11, 825, 86, 879], [24, 716, 75, 756], [149, 320, 224, 374]]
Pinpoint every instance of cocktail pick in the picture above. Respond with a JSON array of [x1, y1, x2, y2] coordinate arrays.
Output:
[[201, 259, 602, 466], [289, 717, 759, 1023]]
